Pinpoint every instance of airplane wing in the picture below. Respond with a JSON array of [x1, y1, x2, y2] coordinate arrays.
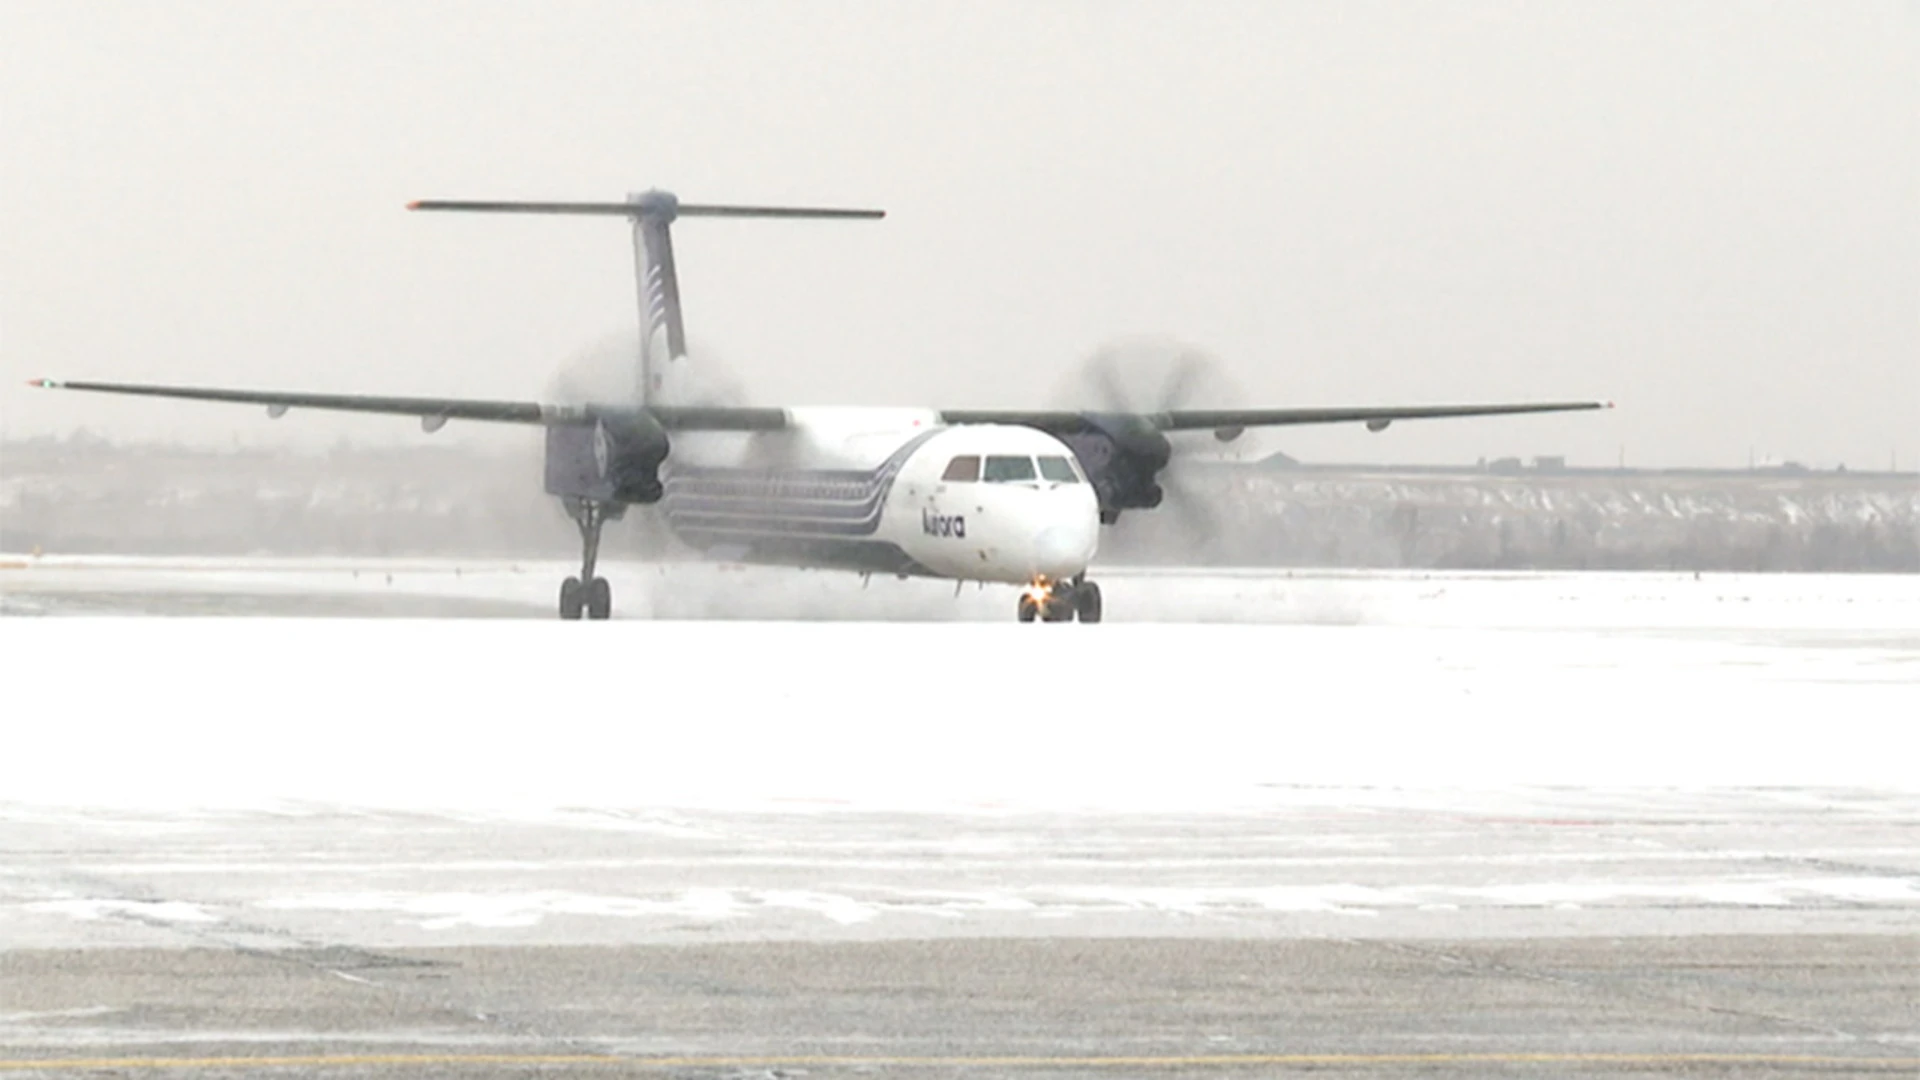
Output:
[[940, 400, 1611, 439], [30, 379, 1605, 438], [25, 379, 790, 432]]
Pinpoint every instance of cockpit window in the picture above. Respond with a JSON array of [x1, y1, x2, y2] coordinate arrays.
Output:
[[982, 455, 1038, 483], [941, 455, 980, 482], [1038, 456, 1081, 483]]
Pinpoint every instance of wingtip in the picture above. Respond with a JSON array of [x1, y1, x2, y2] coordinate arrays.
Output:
[[405, 200, 422, 211], [27, 378, 57, 389]]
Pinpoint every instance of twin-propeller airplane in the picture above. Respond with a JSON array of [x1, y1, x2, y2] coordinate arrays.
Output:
[[33, 190, 1609, 621]]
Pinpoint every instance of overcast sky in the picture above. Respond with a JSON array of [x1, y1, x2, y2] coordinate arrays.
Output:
[[2, 1, 1914, 469]]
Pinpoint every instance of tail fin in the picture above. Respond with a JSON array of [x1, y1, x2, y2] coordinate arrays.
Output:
[[408, 192, 883, 406]]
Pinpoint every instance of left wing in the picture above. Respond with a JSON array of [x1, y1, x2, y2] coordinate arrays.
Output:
[[26, 379, 789, 432], [940, 400, 1612, 440]]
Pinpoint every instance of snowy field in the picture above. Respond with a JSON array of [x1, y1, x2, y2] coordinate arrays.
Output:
[[1, 556, 1915, 808], [1, 558, 1917, 948]]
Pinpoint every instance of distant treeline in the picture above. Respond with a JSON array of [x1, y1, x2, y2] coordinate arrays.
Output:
[[3, 436, 1916, 572]]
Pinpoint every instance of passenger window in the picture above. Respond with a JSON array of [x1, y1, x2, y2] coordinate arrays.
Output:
[[942, 455, 980, 482], [1038, 456, 1080, 483], [983, 455, 1038, 483]]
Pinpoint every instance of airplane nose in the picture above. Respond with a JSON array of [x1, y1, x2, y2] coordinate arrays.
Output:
[[1033, 517, 1097, 577]]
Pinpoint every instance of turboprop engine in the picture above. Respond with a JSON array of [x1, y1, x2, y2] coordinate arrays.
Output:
[[543, 410, 671, 505], [1053, 413, 1174, 525], [1045, 337, 1244, 533]]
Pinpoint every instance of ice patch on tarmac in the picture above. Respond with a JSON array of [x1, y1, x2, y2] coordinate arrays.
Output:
[[24, 899, 221, 924], [257, 888, 880, 929]]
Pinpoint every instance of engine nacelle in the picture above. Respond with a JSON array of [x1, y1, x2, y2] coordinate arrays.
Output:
[[1054, 412, 1173, 525], [543, 411, 671, 505]]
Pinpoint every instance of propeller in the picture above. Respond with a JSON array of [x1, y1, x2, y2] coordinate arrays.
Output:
[[548, 329, 785, 469], [1048, 336, 1251, 558]]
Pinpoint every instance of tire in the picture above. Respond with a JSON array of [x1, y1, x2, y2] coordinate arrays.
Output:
[[560, 576, 583, 620], [1076, 582, 1103, 624], [1043, 597, 1074, 622], [1017, 596, 1038, 623], [587, 577, 612, 620]]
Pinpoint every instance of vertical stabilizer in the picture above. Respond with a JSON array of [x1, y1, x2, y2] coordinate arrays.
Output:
[[628, 190, 688, 406]]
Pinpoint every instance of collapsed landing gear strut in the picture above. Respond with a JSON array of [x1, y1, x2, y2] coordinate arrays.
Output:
[[1016, 574, 1102, 624], [560, 497, 613, 620]]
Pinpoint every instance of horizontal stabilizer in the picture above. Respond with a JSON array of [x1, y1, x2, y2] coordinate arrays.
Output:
[[407, 199, 883, 220]]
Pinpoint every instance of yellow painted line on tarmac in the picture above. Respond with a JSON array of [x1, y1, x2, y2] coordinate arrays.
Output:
[[4, 1052, 1920, 1072]]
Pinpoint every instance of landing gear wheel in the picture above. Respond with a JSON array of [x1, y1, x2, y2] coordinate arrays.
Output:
[[1017, 596, 1039, 623], [560, 497, 616, 621], [1042, 596, 1075, 622], [1075, 581, 1103, 624]]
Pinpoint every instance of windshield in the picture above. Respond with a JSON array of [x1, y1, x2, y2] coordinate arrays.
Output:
[[1038, 456, 1081, 483], [983, 455, 1038, 483], [941, 455, 980, 482]]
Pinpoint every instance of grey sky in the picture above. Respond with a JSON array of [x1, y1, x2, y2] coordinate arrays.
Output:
[[3, 0, 1914, 469]]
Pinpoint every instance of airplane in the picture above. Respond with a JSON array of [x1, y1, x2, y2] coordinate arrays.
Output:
[[31, 190, 1611, 622]]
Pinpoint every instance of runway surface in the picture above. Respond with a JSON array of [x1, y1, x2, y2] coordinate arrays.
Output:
[[2, 558, 1917, 1075], [7, 552, 1920, 628]]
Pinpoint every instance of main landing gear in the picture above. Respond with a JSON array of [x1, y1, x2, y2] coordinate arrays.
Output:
[[1017, 574, 1102, 624], [560, 497, 613, 620]]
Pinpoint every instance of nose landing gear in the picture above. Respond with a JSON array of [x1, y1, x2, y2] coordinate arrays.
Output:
[[1017, 575, 1102, 623]]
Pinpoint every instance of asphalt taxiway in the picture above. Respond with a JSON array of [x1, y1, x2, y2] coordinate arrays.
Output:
[[4, 936, 1917, 1077]]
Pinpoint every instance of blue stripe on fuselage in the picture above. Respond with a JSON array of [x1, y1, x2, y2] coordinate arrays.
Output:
[[660, 428, 940, 546]]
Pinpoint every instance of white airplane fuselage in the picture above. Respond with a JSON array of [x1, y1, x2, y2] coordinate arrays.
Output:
[[657, 407, 1101, 587]]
